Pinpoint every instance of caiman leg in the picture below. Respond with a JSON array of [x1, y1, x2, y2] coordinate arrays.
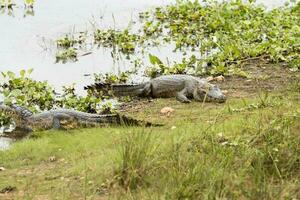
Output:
[[193, 87, 203, 102], [139, 82, 152, 97], [52, 113, 77, 129], [176, 88, 191, 103]]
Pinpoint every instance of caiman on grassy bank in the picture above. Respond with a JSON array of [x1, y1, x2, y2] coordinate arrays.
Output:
[[86, 74, 227, 103], [0, 103, 154, 135]]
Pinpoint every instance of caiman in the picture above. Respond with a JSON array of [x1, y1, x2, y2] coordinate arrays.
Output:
[[0, 103, 154, 134], [86, 74, 227, 103]]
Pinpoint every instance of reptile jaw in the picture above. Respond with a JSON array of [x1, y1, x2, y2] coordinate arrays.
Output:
[[204, 95, 227, 103], [214, 94, 227, 103]]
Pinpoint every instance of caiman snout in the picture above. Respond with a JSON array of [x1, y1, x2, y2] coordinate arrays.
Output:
[[217, 94, 227, 103], [206, 84, 227, 103]]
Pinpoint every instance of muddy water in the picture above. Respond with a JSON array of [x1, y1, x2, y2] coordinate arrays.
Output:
[[0, 0, 288, 150]]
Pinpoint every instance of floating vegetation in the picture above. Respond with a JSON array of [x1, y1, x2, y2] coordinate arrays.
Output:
[[55, 48, 78, 63], [56, 33, 87, 49], [94, 29, 140, 55], [141, 20, 163, 37], [55, 33, 89, 63], [93, 72, 130, 84], [0, 0, 16, 9], [52, 0, 299, 78], [56, 35, 78, 49], [145, 54, 199, 78], [0, 0, 35, 17], [0, 0, 16, 16], [0, 0, 34, 8], [24, 0, 34, 7], [138, 0, 300, 75]]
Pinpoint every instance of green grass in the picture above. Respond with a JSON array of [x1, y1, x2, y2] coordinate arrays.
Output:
[[0, 91, 300, 199]]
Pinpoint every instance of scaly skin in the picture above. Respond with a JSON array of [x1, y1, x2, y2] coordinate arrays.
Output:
[[0, 104, 152, 134], [87, 75, 227, 103]]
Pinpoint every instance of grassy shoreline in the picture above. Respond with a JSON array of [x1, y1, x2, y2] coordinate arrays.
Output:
[[0, 87, 299, 199], [0, 0, 299, 197]]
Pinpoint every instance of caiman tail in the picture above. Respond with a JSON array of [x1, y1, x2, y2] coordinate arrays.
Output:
[[90, 113, 156, 127], [85, 83, 150, 97], [1, 104, 161, 135], [52, 109, 160, 128]]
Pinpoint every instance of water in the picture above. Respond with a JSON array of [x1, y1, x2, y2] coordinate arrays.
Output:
[[0, 137, 13, 150], [0, 0, 289, 150]]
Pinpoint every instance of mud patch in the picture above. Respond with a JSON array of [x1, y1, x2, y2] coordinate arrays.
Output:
[[216, 62, 298, 98]]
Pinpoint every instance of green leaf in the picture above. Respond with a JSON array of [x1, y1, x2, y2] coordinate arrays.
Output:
[[7, 71, 15, 79], [149, 54, 163, 65], [28, 68, 34, 74], [1, 72, 6, 78], [20, 69, 26, 77], [24, 0, 35, 5], [10, 89, 22, 97]]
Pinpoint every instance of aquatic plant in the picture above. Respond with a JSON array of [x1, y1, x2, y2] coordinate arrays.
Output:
[[0, 112, 11, 127], [56, 84, 102, 113], [0, 70, 105, 114], [56, 35, 78, 49], [94, 29, 140, 55], [0, 0, 34, 7], [84, 72, 131, 99], [145, 54, 198, 78], [53, 0, 299, 76], [55, 48, 78, 63], [24, 0, 34, 7], [0, 0, 35, 17], [0, 69, 56, 112], [55, 32, 89, 63], [0, 69, 119, 126], [56, 33, 87, 49], [0, 0, 15, 8], [139, 0, 300, 75], [93, 72, 130, 84]]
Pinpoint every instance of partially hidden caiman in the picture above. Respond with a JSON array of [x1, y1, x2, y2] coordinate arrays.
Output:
[[0, 103, 155, 135], [86, 74, 227, 103]]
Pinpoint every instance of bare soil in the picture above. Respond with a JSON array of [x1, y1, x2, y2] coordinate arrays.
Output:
[[217, 62, 298, 98]]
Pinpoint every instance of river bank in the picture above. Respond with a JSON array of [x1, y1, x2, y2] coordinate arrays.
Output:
[[0, 63, 299, 199]]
